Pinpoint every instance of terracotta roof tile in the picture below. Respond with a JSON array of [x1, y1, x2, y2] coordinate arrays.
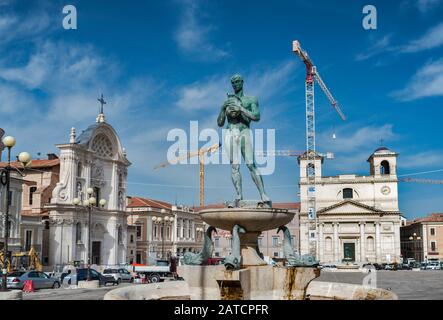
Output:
[[127, 196, 172, 210], [409, 213, 443, 224], [0, 159, 60, 169]]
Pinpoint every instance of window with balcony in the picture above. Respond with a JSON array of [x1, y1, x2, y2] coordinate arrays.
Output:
[[431, 241, 437, 252], [29, 187, 37, 206], [136, 225, 142, 239], [272, 236, 279, 247], [25, 230, 33, 251], [258, 237, 263, 247]]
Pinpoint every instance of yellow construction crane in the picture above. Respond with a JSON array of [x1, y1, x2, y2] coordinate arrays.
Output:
[[154, 143, 221, 207]]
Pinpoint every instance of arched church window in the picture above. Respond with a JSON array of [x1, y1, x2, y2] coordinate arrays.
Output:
[[380, 160, 390, 175], [76, 182, 83, 201], [325, 237, 332, 252], [119, 174, 123, 188], [343, 188, 353, 199], [118, 191, 124, 210], [76, 223, 82, 243], [306, 163, 315, 177], [366, 236, 375, 251], [118, 226, 123, 244], [91, 134, 114, 158], [77, 162, 82, 177]]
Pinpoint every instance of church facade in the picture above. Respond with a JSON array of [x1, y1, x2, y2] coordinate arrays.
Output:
[[299, 147, 402, 264], [46, 110, 130, 267]]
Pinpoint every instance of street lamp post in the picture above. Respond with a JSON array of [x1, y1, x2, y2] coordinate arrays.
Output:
[[1, 136, 31, 291], [73, 188, 106, 281], [152, 212, 173, 259]]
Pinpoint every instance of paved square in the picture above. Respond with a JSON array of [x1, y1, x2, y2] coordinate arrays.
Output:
[[315, 270, 443, 300]]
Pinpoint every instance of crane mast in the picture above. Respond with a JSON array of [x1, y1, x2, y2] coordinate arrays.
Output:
[[293, 40, 346, 259]]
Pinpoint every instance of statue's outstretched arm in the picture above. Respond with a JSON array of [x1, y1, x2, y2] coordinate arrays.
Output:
[[241, 99, 260, 122]]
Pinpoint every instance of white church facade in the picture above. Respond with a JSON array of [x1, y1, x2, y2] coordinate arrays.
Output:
[[299, 147, 402, 264], [46, 109, 130, 267]]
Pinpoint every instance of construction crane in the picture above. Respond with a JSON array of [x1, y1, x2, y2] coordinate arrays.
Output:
[[154, 143, 221, 207], [400, 178, 443, 185], [292, 40, 346, 258]]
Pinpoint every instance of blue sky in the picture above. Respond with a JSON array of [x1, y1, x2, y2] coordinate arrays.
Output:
[[1, 0, 443, 219]]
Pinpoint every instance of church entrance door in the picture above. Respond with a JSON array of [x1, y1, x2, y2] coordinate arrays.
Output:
[[92, 241, 101, 265], [343, 243, 355, 262]]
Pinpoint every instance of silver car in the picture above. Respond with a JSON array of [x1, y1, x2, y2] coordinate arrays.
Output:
[[0, 271, 61, 289], [102, 268, 134, 284]]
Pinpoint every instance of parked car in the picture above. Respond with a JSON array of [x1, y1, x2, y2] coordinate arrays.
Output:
[[0, 271, 60, 290], [425, 262, 441, 270], [205, 257, 225, 266], [102, 268, 134, 284], [319, 264, 337, 269], [400, 264, 412, 270], [384, 263, 397, 271], [62, 268, 115, 286]]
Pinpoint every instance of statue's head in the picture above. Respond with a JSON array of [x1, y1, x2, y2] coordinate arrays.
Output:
[[230, 74, 243, 93]]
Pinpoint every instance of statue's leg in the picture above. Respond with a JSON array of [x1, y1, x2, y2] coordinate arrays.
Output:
[[226, 128, 243, 203], [231, 164, 242, 202], [241, 130, 271, 202]]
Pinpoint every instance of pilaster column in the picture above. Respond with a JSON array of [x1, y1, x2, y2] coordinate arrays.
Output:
[[375, 222, 381, 263], [318, 223, 324, 262], [333, 222, 339, 262], [359, 222, 365, 262]]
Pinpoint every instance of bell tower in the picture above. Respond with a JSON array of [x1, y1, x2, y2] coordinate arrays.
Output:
[[367, 146, 398, 177]]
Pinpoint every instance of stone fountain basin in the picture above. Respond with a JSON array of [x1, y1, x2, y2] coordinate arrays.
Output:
[[199, 208, 295, 232]]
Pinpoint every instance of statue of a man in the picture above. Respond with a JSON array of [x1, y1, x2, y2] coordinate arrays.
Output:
[[217, 74, 271, 206]]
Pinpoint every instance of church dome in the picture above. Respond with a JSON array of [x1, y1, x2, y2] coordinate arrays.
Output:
[[373, 146, 391, 154]]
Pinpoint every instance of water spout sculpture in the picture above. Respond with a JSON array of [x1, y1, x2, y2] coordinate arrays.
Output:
[[183, 226, 217, 265], [224, 225, 246, 270], [278, 226, 319, 267]]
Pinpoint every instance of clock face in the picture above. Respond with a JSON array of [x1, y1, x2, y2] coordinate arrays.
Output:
[[381, 186, 391, 195]]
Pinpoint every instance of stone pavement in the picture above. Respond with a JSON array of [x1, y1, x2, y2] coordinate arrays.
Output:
[[314, 270, 443, 300], [22, 283, 132, 300]]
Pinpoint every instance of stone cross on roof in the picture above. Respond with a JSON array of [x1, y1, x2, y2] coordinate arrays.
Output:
[[96, 93, 107, 123]]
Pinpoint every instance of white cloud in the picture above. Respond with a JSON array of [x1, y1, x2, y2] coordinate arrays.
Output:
[[0, 41, 115, 92], [392, 58, 443, 101], [318, 124, 397, 154], [400, 151, 443, 169], [416, 0, 443, 12], [400, 21, 443, 53], [0, 9, 54, 44], [0, 83, 37, 114], [355, 35, 393, 61], [174, 0, 229, 61], [175, 61, 297, 112]]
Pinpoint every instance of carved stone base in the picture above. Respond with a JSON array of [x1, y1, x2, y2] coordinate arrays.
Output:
[[239, 231, 267, 267]]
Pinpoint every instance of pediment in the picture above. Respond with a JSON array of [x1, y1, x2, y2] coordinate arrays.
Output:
[[318, 200, 382, 214]]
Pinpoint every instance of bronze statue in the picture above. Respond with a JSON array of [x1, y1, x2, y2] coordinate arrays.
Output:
[[217, 74, 271, 207]]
